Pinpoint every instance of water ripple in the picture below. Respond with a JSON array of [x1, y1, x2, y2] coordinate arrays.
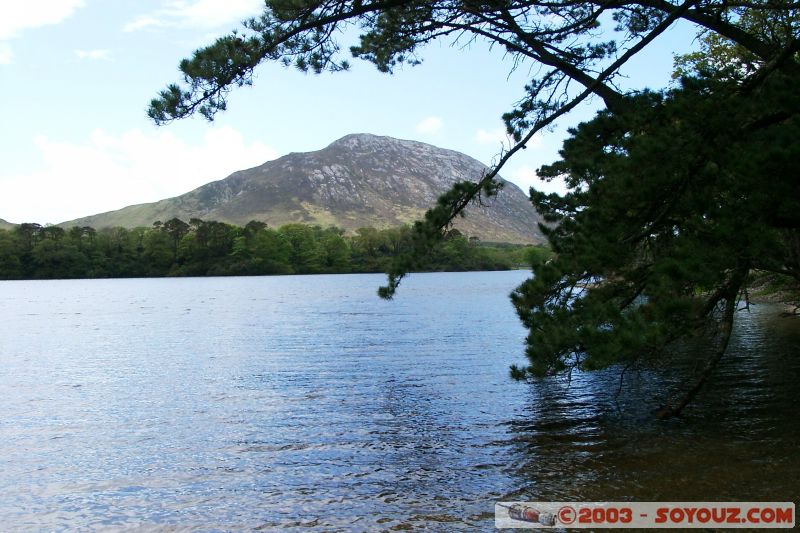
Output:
[[0, 273, 797, 530]]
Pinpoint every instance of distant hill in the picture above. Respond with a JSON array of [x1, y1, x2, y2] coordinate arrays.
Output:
[[64, 134, 545, 244], [0, 218, 15, 231]]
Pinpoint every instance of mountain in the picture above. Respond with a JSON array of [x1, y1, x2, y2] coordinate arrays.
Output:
[[0, 218, 15, 230], [64, 134, 545, 243]]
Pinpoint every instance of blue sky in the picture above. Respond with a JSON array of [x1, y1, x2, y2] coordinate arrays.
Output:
[[1, 1, 699, 224]]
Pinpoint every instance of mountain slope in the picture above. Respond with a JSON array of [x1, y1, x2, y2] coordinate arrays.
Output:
[[65, 134, 545, 243], [0, 218, 15, 231]]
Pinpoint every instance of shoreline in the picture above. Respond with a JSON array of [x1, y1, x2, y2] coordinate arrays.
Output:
[[746, 273, 799, 315]]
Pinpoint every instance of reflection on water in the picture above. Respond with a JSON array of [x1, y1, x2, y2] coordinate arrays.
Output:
[[504, 302, 800, 511], [0, 272, 797, 530]]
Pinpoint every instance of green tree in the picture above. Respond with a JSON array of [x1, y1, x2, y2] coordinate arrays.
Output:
[[68, 226, 96, 252], [279, 223, 323, 273], [163, 217, 191, 262], [499, 244, 552, 269], [142, 229, 174, 274], [250, 227, 293, 274], [40, 226, 66, 246], [97, 227, 141, 277], [175, 232, 204, 275], [513, 71, 798, 417], [15, 223, 42, 253], [319, 227, 351, 272], [0, 230, 22, 279], [350, 227, 384, 271], [243, 220, 267, 238], [31, 238, 89, 279]]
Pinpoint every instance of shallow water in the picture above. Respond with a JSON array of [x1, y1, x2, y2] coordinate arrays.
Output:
[[0, 271, 797, 530]]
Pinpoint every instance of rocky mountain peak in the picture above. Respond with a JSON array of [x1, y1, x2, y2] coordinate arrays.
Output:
[[327, 133, 433, 153], [64, 134, 545, 244]]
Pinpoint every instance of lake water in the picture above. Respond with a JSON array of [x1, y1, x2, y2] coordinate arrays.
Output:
[[0, 271, 797, 530]]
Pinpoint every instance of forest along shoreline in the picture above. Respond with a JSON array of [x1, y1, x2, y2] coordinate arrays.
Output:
[[2, 219, 796, 316], [0, 219, 552, 280]]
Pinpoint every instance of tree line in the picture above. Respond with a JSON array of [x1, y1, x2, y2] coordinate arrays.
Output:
[[0, 219, 550, 280]]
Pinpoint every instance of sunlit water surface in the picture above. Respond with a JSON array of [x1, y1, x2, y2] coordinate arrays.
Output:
[[0, 272, 797, 530]]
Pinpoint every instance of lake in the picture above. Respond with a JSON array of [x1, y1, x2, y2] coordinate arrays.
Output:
[[0, 271, 797, 530]]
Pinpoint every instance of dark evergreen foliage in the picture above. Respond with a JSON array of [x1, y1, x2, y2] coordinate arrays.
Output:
[[512, 67, 799, 417]]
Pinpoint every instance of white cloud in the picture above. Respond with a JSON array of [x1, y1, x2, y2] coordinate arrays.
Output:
[[75, 49, 111, 61], [475, 127, 512, 147], [0, 0, 85, 39], [0, 126, 280, 224], [123, 16, 163, 33], [0, 0, 85, 65], [415, 116, 443, 135], [125, 0, 263, 32], [507, 165, 569, 196]]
